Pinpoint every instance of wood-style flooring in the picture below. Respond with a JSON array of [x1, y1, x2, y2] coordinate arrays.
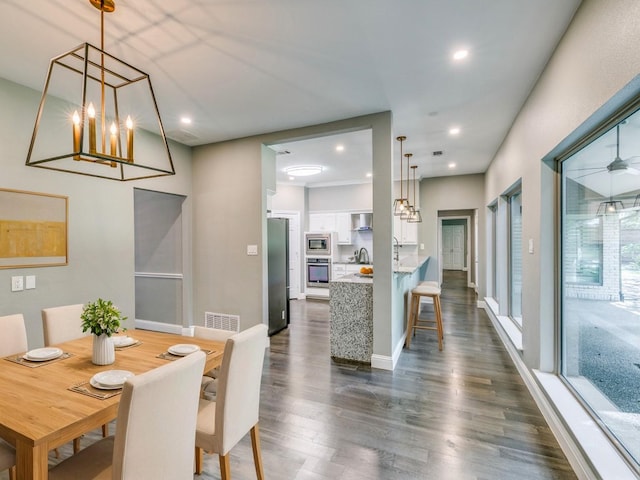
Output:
[[23, 270, 577, 480]]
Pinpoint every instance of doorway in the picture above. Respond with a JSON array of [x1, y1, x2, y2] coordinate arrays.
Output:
[[133, 188, 188, 333], [438, 214, 474, 288]]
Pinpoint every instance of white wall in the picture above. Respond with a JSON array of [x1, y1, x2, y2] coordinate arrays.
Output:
[[0, 77, 193, 348], [484, 0, 640, 370], [308, 183, 373, 212]]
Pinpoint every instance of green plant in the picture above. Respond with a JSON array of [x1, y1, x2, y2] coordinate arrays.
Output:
[[81, 298, 127, 337]]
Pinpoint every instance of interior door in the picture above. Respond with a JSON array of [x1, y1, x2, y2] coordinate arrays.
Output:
[[442, 224, 465, 270]]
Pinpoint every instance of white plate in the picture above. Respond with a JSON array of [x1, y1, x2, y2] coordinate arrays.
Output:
[[91, 370, 134, 389], [24, 347, 63, 362], [168, 344, 200, 356], [112, 336, 136, 348]]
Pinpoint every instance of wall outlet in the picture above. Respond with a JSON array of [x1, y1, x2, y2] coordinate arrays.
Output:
[[11, 276, 24, 292], [247, 244, 258, 255], [26, 275, 36, 289]]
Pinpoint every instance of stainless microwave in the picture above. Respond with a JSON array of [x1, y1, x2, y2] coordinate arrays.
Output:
[[305, 232, 332, 256]]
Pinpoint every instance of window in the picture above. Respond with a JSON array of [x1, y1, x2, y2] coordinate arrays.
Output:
[[560, 108, 640, 469], [508, 190, 522, 326], [489, 203, 498, 300]]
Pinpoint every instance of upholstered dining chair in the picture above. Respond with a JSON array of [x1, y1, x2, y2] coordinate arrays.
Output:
[[193, 326, 236, 400], [195, 323, 268, 479], [49, 350, 206, 480], [0, 313, 26, 480], [42, 303, 98, 450], [41, 304, 88, 346]]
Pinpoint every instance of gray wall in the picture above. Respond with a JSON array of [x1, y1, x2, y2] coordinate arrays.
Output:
[[483, 0, 640, 370], [419, 174, 485, 292], [192, 112, 401, 361], [0, 77, 193, 348]]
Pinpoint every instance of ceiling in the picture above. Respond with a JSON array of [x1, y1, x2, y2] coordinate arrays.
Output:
[[0, 0, 582, 186]]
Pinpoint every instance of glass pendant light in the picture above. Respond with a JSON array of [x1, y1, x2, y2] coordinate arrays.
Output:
[[393, 136, 410, 216], [407, 165, 422, 223], [400, 153, 413, 219]]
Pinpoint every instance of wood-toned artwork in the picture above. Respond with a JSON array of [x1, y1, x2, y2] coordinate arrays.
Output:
[[0, 188, 68, 268]]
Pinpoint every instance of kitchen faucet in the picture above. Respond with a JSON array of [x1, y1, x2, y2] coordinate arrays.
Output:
[[393, 236, 399, 262], [357, 247, 369, 264]]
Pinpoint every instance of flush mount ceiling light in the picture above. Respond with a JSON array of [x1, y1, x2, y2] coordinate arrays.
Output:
[[449, 127, 461, 135], [25, 0, 174, 181], [393, 136, 410, 216], [453, 49, 469, 61], [283, 165, 323, 177]]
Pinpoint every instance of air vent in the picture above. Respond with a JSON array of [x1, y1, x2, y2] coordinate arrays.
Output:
[[432, 150, 443, 156], [276, 150, 291, 155], [204, 312, 240, 332]]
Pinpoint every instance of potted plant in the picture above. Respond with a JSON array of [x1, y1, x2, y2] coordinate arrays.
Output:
[[81, 298, 127, 365]]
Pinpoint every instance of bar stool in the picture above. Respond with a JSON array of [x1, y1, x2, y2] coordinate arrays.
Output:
[[406, 283, 444, 350]]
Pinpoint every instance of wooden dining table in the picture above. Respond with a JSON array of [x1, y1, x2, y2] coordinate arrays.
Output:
[[0, 329, 225, 480]]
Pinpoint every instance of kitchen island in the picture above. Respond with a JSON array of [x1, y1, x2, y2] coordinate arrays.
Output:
[[330, 273, 373, 362], [330, 255, 430, 364]]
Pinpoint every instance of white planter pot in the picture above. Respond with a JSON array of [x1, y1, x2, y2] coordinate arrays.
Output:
[[92, 334, 115, 365]]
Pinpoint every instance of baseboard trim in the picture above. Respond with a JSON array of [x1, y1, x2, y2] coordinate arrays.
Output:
[[371, 333, 405, 371], [135, 319, 185, 335]]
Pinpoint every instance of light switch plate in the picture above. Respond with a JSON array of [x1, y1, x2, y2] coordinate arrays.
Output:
[[26, 275, 36, 289], [528, 238, 534, 254], [247, 244, 258, 256], [11, 276, 24, 292]]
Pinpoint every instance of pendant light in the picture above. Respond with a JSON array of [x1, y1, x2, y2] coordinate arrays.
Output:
[[400, 153, 413, 219], [597, 152, 624, 216], [393, 136, 410, 216], [407, 165, 422, 223], [25, 0, 175, 181]]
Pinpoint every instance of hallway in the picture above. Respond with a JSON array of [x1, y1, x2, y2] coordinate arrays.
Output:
[[247, 270, 577, 479]]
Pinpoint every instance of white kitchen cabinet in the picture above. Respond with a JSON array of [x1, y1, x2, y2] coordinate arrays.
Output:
[[309, 213, 336, 232], [393, 216, 418, 245], [335, 213, 352, 244]]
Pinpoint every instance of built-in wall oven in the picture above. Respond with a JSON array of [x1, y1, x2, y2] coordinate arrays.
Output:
[[306, 257, 331, 288], [305, 232, 332, 257]]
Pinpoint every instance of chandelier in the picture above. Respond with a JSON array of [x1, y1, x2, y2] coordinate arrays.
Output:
[[25, 0, 175, 181]]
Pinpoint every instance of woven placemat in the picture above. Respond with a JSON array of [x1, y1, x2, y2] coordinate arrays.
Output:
[[156, 349, 215, 361], [4, 352, 73, 368], [68, 380, 122, 400]]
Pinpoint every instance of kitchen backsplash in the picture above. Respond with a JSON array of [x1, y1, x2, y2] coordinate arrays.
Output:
[[337, 230, 373, 262]]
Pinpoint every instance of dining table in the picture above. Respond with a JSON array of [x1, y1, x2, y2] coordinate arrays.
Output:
[[0, 329, 225, 480]]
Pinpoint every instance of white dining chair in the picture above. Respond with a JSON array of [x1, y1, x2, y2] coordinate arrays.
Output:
[[0, 313, 25, 480], [49, 350, 206, 480], [193, 325, 236, 400], [42, 303, 99, 450], [41, 304, 88, 346], [195, 323, 268, 479]]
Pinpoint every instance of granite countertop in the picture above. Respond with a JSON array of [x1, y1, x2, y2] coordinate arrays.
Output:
[[331, 273, 373, 284], [393, 255, 429, 275], [333, 261, 373, 266]]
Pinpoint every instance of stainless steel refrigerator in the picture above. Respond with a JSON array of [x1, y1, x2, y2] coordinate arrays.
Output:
[[267, 217, 289, 335]]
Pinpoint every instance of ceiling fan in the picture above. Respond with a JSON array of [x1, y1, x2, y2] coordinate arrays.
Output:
[[573, 123, 640, 180]]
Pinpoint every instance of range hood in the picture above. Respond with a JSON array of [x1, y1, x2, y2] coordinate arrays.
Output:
[[355, 213, 373, 231]]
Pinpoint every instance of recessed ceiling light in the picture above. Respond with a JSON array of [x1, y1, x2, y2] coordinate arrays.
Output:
[[366, 172, 372, 178], [288, 176, 295, 181], [336, 145, 344, 152], [448, 162, 456, 169], [453, 49, 469, 61], [449, 127, 461, 135], [283, 165, 323, 177], [180, 116, 192, 125]]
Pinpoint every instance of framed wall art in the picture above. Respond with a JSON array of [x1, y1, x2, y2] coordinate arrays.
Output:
[[0, 188, 68, 268]]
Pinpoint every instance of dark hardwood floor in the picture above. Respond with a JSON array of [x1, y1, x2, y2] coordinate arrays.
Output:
[[38, 270, 577, 480]]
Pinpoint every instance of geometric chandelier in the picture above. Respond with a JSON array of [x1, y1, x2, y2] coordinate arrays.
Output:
[[25, 0, 174, 181]]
